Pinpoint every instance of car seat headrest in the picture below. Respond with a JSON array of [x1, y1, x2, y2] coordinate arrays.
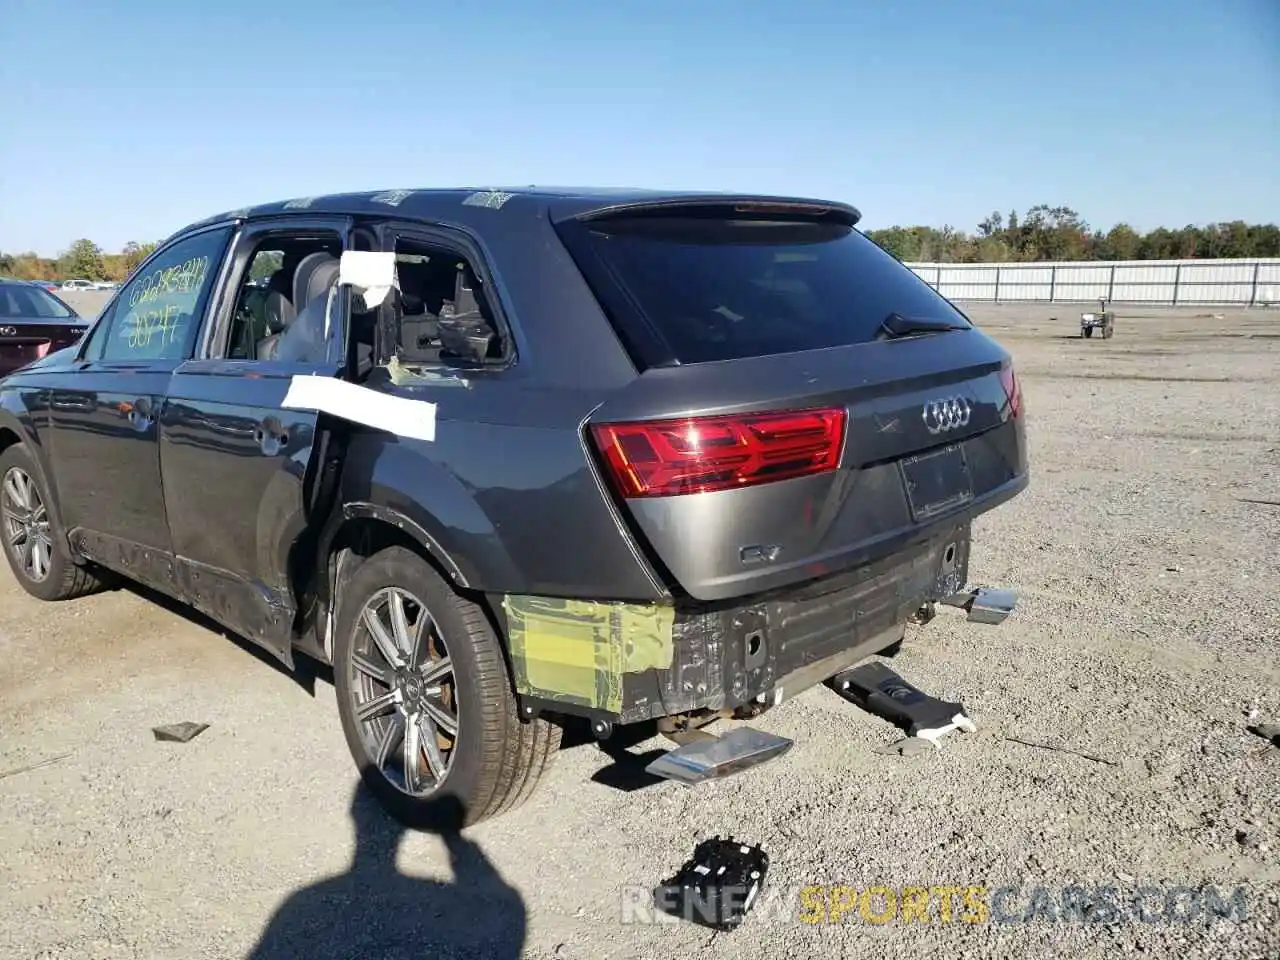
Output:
[[399, 291, 426, 316], [292, 252, 340, 310]]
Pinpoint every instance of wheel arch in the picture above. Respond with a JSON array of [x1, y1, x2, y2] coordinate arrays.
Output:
[[0, 413, 75, 562], [0, 403, 31, 455], [338, 502, 471, 588], [312, 510, 508, 667]]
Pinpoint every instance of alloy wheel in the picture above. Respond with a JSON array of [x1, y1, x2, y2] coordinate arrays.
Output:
[[2, 467, 54, 583], [348, 586, 459, 798]]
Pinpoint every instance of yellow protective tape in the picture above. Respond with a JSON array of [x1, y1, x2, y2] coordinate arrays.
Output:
[[503, 596, 676, 714]]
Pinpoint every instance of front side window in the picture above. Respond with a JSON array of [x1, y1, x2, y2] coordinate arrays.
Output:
[[222, 233, 342, 362], [99, 228, 231, 362]]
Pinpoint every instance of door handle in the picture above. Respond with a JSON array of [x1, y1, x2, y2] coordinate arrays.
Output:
[[128, 397, 154, 431], [254, 416, 289, 454]]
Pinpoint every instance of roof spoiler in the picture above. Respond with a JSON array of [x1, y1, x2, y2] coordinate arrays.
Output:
[[567, 195, 862, 227]]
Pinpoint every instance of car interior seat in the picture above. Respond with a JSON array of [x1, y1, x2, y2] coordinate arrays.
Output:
[[435, 261, 500, 362], [268, 251, 340, 363], [396, 288, 442, 363], [229, 265, 296, 359]]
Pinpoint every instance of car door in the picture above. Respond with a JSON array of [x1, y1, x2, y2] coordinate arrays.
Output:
[[42, 225, 235, 595], [158, 215, 363, 663]]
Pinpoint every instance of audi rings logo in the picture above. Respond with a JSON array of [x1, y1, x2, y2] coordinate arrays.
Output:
[[0, 326, 17, 338], [922, 396, 971, 434]]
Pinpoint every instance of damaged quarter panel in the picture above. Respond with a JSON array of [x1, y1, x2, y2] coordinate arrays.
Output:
[[337, 382, 667, 601]]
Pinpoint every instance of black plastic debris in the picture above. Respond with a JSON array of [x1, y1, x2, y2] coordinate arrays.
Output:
[[828, 661, 976, 747], [653, 836, 769, 931], [152, 722, 209, 744], [1248, 722, 1280, 748]]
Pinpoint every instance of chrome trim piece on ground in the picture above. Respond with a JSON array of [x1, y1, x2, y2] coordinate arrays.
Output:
[[941, 586, 1018, 624]]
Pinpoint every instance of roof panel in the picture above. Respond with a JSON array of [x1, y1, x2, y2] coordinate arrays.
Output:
[[170, 186, 861, 241]]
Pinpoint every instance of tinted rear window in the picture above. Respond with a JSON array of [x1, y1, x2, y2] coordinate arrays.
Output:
[[570, 214, 969, 364], [0, 284, 75, 319]]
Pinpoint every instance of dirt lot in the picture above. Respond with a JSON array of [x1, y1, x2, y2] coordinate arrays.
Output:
[[53, 289, 113, 320], [2, 301, 1278, 960]]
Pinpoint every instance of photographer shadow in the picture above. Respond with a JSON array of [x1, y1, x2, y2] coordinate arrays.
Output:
[[247, 784, 526, 960]]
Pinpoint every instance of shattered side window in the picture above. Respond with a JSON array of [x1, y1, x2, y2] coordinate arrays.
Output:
[[383, 238, 506, 370]]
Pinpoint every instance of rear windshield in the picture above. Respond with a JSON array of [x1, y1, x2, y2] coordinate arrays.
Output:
[[0, 284, 76, 319], [569, 214, 969, 364]]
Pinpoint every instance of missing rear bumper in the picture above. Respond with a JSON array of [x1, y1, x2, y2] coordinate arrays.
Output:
[[511, 524, 976, 727]]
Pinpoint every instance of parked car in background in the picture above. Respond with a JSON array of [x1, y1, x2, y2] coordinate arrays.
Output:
[[91, 281, 119, 291], [0, 280, 89, 377], [59, 279, 96, 291]]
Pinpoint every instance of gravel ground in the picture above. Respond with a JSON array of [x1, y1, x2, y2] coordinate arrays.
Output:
[[2, 301, 1278, 960]]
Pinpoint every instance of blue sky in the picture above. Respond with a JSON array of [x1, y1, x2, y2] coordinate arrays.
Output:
[[1, 0, 1276, 255]]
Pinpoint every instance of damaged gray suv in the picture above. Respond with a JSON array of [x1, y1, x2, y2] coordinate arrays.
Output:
[[0, 187, 1028, 827]]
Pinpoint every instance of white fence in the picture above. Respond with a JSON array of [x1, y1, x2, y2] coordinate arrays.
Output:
[[904, 258, 1280, 306]]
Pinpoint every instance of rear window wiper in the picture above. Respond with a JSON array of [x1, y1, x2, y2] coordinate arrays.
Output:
[[877, 312, 969, 340]]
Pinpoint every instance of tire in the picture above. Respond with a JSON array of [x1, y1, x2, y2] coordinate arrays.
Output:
[[333, 544, 561, 830], [0, 444, 102, 602], [1083, 326, 1093, 338]]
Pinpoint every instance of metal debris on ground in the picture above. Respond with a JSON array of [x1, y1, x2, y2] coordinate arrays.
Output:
[[0, 752, 72, 781], [1002, 735, 1119, 766], [827, 661, 977, 753], [653, 836, 770, 931], [644, 727, 793, 786], [152, 722, 210, 744]]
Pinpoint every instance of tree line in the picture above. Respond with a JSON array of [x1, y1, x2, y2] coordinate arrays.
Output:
[[3, 205, 1279, 281], [0, 239, 158, 283], [865, 205, 1280, 263]]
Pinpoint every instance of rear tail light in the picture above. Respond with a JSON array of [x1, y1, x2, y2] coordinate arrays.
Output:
[[590, 407, 847, 498], [999, 363, 1022, 419]]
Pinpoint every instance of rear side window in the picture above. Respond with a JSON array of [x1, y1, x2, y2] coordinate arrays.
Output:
[[0, 285, 75, 319], [564, 213, 970, 364]]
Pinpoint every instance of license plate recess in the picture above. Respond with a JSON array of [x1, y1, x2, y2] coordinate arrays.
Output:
[[900, 443, 974, 521]]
